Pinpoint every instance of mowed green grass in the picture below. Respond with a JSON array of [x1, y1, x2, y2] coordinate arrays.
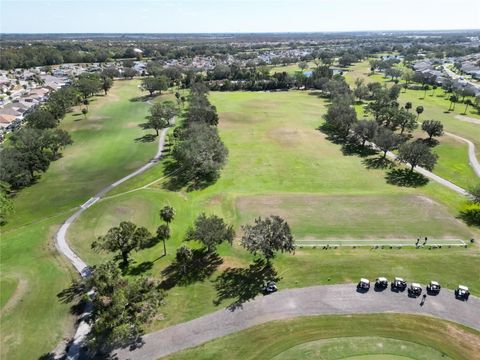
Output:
[[0, 80, 170, 360], [345, 59, 480, 189], [68, 91, 479, 334], [164, 314, 480, 360], [272, 337, 450, 360], [0, 277, 18, 309]]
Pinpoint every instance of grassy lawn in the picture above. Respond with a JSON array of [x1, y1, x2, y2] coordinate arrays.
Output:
[[428, 134, 478, 190], [345, 59, 480, 188], [67, 91, 479, 334], [164, 314, 480, 360], [0, 277, 18, 309], [2, 83, 477, 359], [273, 337, 452, 360], [0, 80, 170, 360]]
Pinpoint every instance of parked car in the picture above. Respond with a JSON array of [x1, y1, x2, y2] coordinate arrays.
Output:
[[357, 278, 370, 290], [263, 281, 277, 295], [375, 277, 388, 289], [455, 285, 470, 300], [426, 281, 441, 294], [391, 277, 407, 291], [408, 283, 422, 297]]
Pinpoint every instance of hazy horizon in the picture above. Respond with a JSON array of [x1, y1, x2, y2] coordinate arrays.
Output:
[[1, 0, 479, 34]]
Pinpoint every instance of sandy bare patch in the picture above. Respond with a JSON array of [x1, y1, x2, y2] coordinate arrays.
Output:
[[445, 324, 480, 354], [455, 115, 480, 125], [267, 127, 302, 146], [1, 277, 28, 317]]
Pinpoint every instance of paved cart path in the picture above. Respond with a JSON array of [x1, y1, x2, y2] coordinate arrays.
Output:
[[54, 128, 169, 359], [445, 131, 480, 178], [113, 284, 480, 360]]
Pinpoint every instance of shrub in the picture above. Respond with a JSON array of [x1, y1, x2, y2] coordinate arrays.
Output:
[[459, 204, 480, 227]]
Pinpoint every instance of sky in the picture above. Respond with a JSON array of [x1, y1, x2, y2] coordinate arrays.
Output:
[[1, 0, 479, 34]]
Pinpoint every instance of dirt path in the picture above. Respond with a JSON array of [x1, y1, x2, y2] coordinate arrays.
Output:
[[0, 278, 28, 317], [113, 284, 480, 360]]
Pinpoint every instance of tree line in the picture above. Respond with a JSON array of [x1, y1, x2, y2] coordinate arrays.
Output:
[[168, 83, 228, 190], [323, 80, 441, 178], [0, 44, 145, 70], [0, 71, 115, 225]]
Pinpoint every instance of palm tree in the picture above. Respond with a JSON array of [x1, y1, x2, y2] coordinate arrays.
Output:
[[449, 95, 458, 111], [415, 106, 424, 120], [156, 224, 170, 256], [431, 85, 437, 96], [405, 102, 412, 112], [423, 85, 430, 99], [464, 99, 473, 114], [160, 205, 175, 225]]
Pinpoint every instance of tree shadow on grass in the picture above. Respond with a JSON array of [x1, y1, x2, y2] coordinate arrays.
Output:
[[422, 138, 439, 147], [130, 95, 153, 103], [308, 90, 330, 99], [134, 134, 157, 143], [162, 159, 217, 192], [362, 156, 395, 169], [385, 168, 429, 187], [124, 261, 154, 276], [160, 248, 223, 290], [213, 259, 280, 311], [341, 142, 378, 158], [317, 124, 347, 145]]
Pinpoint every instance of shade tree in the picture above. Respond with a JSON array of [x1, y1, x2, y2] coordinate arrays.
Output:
[[241, 215, 295, 263], [373, 127, 403, 158], [185, 213, 235, 253], [24, 109, 59, 129], [323, 95, 357, 138], [144, 101, 178, 136], [58, 261, 163, 355], [141, 76, 169, 96], [421, 120, 444, 141], [353, 120, 378, 147], [397, 141, 438, 173], [91, 221, 152, 267]]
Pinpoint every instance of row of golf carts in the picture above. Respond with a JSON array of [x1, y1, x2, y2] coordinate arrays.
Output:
[[357, 277, 470, 300]]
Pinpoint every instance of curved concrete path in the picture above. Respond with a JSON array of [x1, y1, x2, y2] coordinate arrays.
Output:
[[54, 128, 169, 359], [445, 131, 480, 178], [369, 142, 470, 196], [113, 284, 480, 360]]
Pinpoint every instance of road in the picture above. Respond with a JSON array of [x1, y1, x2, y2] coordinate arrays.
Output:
[[443, 64, 480, 91], [445, 131, 480, 178], [113, 284, 480, 360], [54, 127, 169, 360]]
